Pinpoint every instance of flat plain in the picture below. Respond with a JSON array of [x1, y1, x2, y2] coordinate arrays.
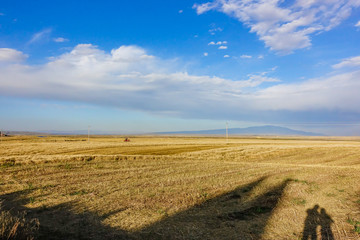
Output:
[[1, 135, 360, 239]]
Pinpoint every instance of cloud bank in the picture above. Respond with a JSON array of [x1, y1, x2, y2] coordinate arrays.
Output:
[[1, 44, 360, 122], [194, 0, 360, 54]]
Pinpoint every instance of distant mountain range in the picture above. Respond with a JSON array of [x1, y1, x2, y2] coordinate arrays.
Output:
[[156, 125, 324, 136], [2, 125, 324, 136]]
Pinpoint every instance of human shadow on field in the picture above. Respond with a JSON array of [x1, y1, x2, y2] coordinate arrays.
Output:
[[302, 205, 334, 240], [1, 177, 290, 240]]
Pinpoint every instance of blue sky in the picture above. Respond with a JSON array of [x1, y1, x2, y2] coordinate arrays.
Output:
[[1, 0, 360, 135]]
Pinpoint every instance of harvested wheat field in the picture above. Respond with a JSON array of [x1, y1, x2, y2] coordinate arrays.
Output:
[[1, 136, 360, 240]]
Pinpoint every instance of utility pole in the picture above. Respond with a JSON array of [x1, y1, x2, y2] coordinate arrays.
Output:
[[226, 122, 228, 144], [0, 129, 2, 143], [88, 125, 91, 142]]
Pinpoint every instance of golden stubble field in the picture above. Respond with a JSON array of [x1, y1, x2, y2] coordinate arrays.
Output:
[[1, 135, 360, 239]]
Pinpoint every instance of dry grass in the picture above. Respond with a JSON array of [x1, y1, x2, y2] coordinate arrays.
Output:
[[0, 202, 39, 240], [1, 136, 360, 239]]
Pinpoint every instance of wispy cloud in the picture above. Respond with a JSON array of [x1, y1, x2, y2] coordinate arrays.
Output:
[[0, 13, 4, 16], [218, 46, 227, 49], [224, 55, 230, 58], [179, 10, 183, 14], [28, 28, 52, 44], [204, 52, 209, 56], [194, 0, 360, 54], [332, 56, 360, 69], [241, 55, 252, 59], [53, 37, 69, 43], [208, 26, 223, 35], [356, 20, 360, 27]]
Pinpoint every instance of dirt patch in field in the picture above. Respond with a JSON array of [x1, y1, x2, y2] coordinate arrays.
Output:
[[60, 144, 229, 155]]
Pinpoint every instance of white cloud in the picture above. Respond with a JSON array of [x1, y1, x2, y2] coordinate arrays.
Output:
[[194, 0, 360, 54], [0, 45, 281, 118], [218, 46, 228, 49], [0, 48, 28, 62], [204, 52, 209, 56], [356, 20, 360, 27], [28, 28, 52, 44], [179, 10, 183, 13], [258, 55, 264, 59], [209, 41, 227, 45], [53, 37, 69, 43], [224, 55, 230, 58], [241, 55, 252, 59], [332, 56, 360, 69], [2, 45, 360, 122]]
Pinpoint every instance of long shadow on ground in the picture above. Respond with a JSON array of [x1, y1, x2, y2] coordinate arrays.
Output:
[[1, 177, 290, 240], [137, 177, 290, 240], [0, 190, 128, 240]]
